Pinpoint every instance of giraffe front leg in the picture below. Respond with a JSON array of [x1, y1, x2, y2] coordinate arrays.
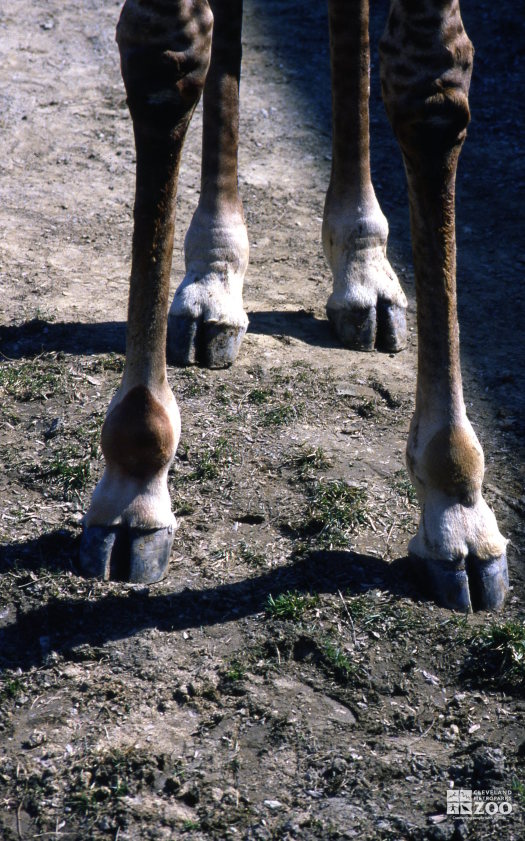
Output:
[[80, 383, 181, 583], [80, 0, 212, 582], [323, 0, 407, 353], [406, 416, 508, 612], [167, 0, 249, 369], [380, 1, 508, 610]]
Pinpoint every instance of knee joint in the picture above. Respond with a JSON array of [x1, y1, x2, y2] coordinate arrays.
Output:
[[380, 6, 474, 158], [392, 86, 471, 159], [117, 0, 213, 126]]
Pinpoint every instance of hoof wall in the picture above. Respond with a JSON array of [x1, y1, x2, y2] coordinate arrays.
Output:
[[327, 300, 406, 353], [466, 553, 509, 611], [413, 552, 509, 612], [376, 301, 407, 352], [167, 314, 247, 369], [79, 524, 174, 583]]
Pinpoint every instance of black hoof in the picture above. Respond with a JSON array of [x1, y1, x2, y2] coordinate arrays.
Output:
[[412, 552, 509, 612], [167, 314, 247, 369], [376, 300, 407, 352], [79, 524, 174, 583], [327, 301, 407, 352], [326, 304, 376, 351], [466, 553, 509, 611]]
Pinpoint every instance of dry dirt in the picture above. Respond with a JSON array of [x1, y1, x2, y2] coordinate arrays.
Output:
[[0, 1, 524, 839]]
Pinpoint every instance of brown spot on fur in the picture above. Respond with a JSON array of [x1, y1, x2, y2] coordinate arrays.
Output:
[[423, 426, 483, 503], [101, 386, 175, 479]]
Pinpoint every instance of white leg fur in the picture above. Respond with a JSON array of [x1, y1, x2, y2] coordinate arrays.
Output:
[[167, 205, 249, 367], [322, 192, 407, 351]]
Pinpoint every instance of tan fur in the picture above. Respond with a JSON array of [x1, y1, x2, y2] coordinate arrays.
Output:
[[101, 386, 175, 480], [420, 426, 483, 505]]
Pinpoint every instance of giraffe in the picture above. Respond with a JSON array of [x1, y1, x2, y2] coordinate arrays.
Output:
[[79, 0, 509, 613]]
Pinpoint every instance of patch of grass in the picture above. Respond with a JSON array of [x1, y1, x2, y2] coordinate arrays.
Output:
[[225, 659, 246, 682], [177, 369, 210, 397], [0, 678, 22, 703], [340, 592, 423, 639], [291, 360, 315, 383], [90, 353, 124, 374], [511, 775, 525, 809], [175, 501, 195, 516], [468, 620, 525, 685], [238, 541, 267, 568], [262, 403, 302, 427], [189, 437, 232, 481], [247, 387, 272, 405], [305, 479, 368, 546], [390, 468, 418, 505], [321, 640, 357, 682], [266, 591, 319, 621], [208, 542, 267, 568], [215, 383, 232, 404], [35, 444, 92, 499], [0, 358, 65, 402], [291, 444, 332, 478], [67, 747, 155, 816]]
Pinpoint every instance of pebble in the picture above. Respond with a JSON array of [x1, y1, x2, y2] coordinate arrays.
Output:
[[263, 799, 282, 810]]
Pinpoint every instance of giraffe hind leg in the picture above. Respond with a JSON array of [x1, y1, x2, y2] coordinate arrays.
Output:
[[167, 0, 248, 369], [324, 0, 407, 353]]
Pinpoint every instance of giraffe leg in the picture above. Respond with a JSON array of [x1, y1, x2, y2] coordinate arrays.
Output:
[[80, 0, 213, 582], [380, 1, 508, 610], [323, 0, 407, 353], [167, 0, 248, 369]]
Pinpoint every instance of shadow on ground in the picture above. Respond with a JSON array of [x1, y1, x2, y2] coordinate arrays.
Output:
[[0, 528, 418, 672], [0, 319, 126, 359], [248, 309, 340, 348]]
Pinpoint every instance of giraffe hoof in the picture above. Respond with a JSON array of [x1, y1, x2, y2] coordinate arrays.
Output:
[[128, 526, 174, 583], [167, 314, 247, 369], [326, 299, 406, 353], [413, 553, 509, 612], [376, 300, 407, 352], [466, 553, 509, 611], [327, 303, 376, 350], [79, 524, 174, 582]]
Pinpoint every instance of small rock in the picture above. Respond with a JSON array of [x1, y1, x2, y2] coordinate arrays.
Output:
[[222, 786, 240, 805], [473, 747, 505, 785], [23, 730, 47, 749], [421, 670, 440, 686], [264, 799, 282, 810], [210, 787, 224, 803], [44, 417, 64, 439], [445, 724, 460, 742], [98, 817, 114, 832]]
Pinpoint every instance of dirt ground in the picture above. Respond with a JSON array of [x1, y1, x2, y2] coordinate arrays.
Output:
[[0, 1, 524, 839]]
